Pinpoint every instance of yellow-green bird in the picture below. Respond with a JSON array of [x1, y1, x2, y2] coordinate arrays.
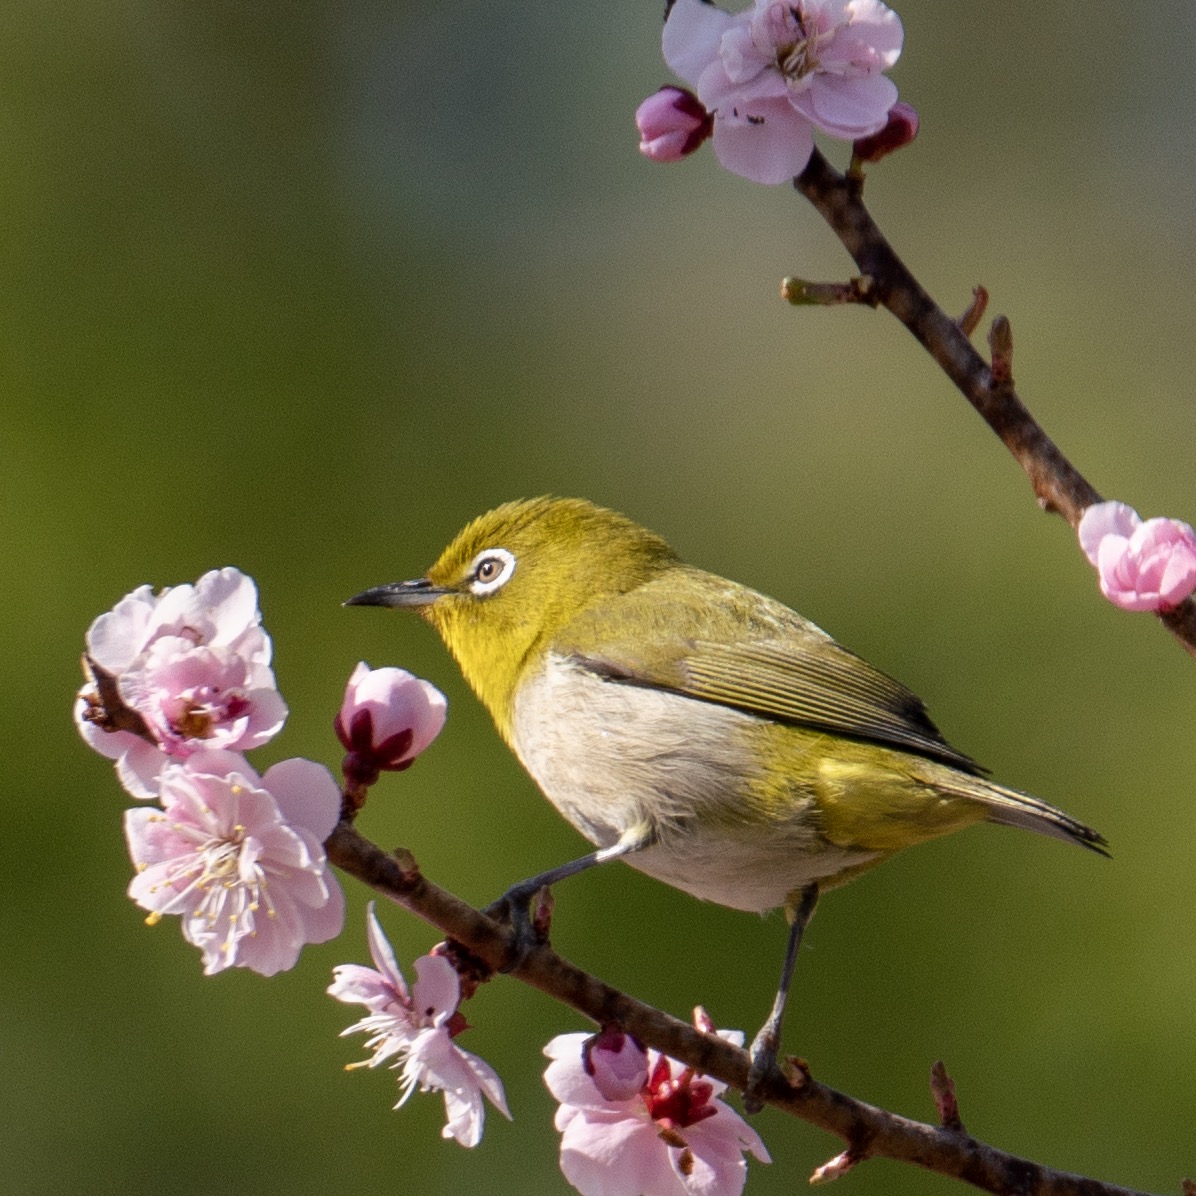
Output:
[[348, 496, 1105, 1104]]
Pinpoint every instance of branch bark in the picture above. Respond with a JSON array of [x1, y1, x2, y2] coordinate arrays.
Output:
[[792, 148, 1196, 660]]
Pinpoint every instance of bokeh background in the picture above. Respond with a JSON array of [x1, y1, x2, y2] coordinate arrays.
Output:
[[4, 1, 1195, 1193]]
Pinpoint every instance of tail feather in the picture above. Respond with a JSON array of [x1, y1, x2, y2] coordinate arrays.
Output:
[[938, 775, 1109, 856]]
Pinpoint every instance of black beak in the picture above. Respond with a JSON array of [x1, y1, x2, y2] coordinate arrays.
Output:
[[344, 578, 446, 608]]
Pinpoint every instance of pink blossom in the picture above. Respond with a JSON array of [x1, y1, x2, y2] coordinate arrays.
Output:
[[330, 904, 510, 1148], [544, 1021, 769, 1196], [636, 87, 714, 162], [1078, 501, 1196, 613], [660, 0, 903, 184], [124, 749, 344, 976], [334, 662, 447, 789], [75, 568, 286, 798]]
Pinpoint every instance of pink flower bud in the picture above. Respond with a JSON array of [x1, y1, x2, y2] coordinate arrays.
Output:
[[852, 101, 920, 164], [334, 662, 447, 788], [1078, 501, 1196, 612], [582, 1025, 648, 1102], [635, 86, 712, 163]]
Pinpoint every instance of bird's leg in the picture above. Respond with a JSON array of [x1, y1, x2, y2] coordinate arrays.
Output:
[[743, 882, 820, 1113], [484, 823, 655, 969]]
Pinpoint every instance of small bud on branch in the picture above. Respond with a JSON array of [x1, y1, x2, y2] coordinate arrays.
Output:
[[851, 101, 920, 174], [988, 316, 1014, 386], [957, 286, 989, 337], [930, 1061, 966, 1133], [781, 275, 877, 307], [810, 1148, 862, 1185]]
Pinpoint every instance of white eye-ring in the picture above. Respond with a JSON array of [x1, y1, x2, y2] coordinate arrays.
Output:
[[468, 547, 516, 595]]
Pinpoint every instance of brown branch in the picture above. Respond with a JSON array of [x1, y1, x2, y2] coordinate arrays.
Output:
[[326, 820, 1169, 1196], [79, 656, 153, 738], [792, 148, 1196, 660]]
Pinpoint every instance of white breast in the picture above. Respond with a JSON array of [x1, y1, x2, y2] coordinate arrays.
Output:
[[510, 654, 875, 913]]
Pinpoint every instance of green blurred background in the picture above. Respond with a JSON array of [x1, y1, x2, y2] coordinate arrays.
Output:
[[4, 1, 1195, 1192]]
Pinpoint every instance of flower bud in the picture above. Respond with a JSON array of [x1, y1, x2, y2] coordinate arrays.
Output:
[[635, 86, 712, 163], [1078, 502, 1196, 613], [582, 1025, 648, 1102], [335, 662, 447, 788], [852, 101, 919, 164]]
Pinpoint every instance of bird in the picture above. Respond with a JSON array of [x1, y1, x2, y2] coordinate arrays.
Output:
[[346, 496, 1106, 1107]]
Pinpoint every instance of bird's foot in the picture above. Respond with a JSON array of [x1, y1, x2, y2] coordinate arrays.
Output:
[[482, 881, 553, 972], [743, 882, 818, 1112], [743, 1025, 779, 1114]]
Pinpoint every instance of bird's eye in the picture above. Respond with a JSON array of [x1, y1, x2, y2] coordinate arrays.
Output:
[[468, 547, 516, 595]]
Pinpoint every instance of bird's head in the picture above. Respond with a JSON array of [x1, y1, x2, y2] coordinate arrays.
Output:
[[347, 497, 677, 731]]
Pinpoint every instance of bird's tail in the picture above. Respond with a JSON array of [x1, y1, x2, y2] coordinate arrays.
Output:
[[934, 772, 1109, 855]]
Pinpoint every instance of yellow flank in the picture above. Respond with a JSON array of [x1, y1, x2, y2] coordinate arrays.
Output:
[[745, 721, 989, 853], [810, 755, 990, 852]]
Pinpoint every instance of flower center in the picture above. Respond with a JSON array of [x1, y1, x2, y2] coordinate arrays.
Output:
[[173, 701, 216, 739], [144, 811, 273, 961], [167, 691, 250, 743], [641, 1056, 718, 1132], [765, 4, 825, 84], [201, 836, 243, 881]]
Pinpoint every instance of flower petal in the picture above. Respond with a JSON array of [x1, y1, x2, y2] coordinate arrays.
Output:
[[711, 98, 814, 183], [1159, 545, 1196, 607], [115, 738, 170, 799], [365, 902, 410, 999], [559, 1115, 659, 1196], [831, 0, 904, 69], [663, 0, 738, 88], [790, 72, 897, 139], [328, 963, 398, 1010], [411, 954, 462, 1026], [1078, 501, 1141, 566], [85, 586, 155, 671], [262, 757, 342, 841]]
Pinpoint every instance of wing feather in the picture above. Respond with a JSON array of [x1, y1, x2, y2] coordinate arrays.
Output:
[[556, 569, 983, 774]]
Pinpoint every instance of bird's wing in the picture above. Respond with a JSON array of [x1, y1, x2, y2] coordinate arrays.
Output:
[[557, 572, 983, 774]]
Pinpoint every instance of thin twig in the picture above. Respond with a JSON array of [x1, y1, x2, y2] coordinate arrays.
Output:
[[792, 148, 1196, 659]]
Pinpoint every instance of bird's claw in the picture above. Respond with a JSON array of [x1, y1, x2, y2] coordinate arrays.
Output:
[[482, 882, 550, 972], [743, 1029, 779, 1114]]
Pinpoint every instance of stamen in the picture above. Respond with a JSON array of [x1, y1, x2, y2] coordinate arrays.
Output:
[[771, 3, 824, 83]]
